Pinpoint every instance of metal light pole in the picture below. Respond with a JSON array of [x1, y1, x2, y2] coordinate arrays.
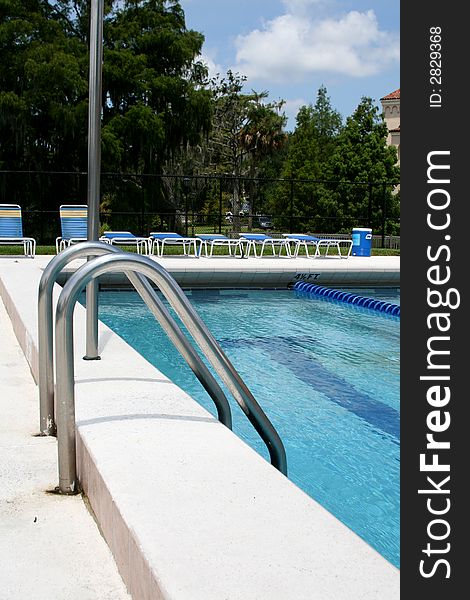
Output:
[[85, 0, 104, 360]]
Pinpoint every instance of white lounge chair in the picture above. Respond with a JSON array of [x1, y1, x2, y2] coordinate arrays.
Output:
[[100, 231, 149, 254], [238, 233, 291, 258], [148, 232, 201, 257], [282, 234, 352, 258], [196, 234, 243, 257]]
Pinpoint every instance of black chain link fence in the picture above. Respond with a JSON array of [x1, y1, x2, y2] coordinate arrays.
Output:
[[0, 171, 400, 248]]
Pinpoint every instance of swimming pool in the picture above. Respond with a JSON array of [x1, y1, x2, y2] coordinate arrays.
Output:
[[97, 287, 400, 567]]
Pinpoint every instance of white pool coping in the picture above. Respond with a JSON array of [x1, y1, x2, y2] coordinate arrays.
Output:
[[54, 253, 400, 288], [0, 255, 399, 599]]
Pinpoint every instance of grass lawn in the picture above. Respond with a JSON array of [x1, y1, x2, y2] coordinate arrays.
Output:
[[0, 245, 399, 257]]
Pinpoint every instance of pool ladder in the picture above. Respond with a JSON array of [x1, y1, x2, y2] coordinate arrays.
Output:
[[38, 242, 287, 494]]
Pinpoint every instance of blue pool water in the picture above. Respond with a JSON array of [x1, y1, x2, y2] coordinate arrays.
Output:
[[96, 287, 400, 567]]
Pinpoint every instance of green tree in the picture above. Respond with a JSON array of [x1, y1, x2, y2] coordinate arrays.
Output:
[[238, 94, 287, 224], [0, 0, 89, 172], [99, 0, 213, 223], [280, 86, 342, 180], [204, 70, 287, 232], [0, 0, 213, 233], [102, 0, 212, 175], [326, 96, 399, 232], [269, 85, 343, 231]]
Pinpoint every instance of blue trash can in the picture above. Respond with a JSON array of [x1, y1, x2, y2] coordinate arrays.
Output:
[[351, 227, 372, 256]]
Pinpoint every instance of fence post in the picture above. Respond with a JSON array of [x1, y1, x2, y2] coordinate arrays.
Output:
[[140, 175, 145, 235], [289, 179, 294, 233], [183, 177, 190, 236], [381, 183, 387, 248], [40, 209, 44, 246], [218, 177, 223, 234]]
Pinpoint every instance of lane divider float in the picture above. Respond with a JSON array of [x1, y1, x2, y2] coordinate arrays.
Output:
[[292, 282, 400, 317]]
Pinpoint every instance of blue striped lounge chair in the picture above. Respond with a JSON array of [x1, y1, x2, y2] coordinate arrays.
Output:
[[99, 231, 149, 254], [148, 232, 202, 257], [238, 233, 290, 258], [56, 204, 88, 253], [0, 204, 36, 258]]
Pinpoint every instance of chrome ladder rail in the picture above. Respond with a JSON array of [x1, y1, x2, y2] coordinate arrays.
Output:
[[38, 242, 232, 436], [54, 252, 287, 493]]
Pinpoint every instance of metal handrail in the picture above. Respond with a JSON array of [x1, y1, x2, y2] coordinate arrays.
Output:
[[55, 252, 287, 493], [38, 242, 232, 436]]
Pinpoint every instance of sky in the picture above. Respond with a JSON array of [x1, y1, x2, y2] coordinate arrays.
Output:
[[179, 0, 400, 130]]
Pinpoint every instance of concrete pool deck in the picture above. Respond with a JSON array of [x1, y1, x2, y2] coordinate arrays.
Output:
[[0, 295, 131, 599], [0, 253, 400, 599]]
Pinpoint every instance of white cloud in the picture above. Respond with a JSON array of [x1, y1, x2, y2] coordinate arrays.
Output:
[[281, 0, 330, 16], [283, 97, 307, 130], [233, 8, 399, 83], [198, 51, 223, 79]]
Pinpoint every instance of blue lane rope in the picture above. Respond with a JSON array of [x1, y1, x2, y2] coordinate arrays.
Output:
[[292, 282, 400, 317]]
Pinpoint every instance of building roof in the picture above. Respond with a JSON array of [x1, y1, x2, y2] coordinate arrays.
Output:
[[381, 89, 400, 101]]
